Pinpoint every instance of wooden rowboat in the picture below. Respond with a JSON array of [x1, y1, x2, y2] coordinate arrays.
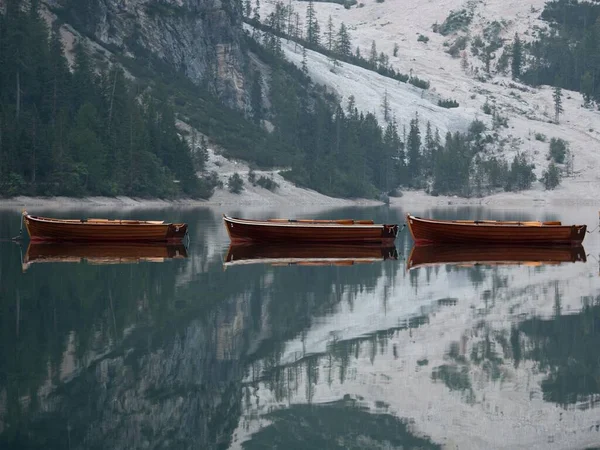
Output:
[[407, 244, 586, 271], [22, 242, 188, 271], [22, 211, 188, 242], [224, 243, 398, 267], [406, 214, 586, 246], [223, 214, 399, 244]]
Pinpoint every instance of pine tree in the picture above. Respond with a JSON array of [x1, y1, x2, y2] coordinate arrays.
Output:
[[393, 43, 399, 57], [301, 46, 308, 74], [511, 33, 522, 80], [553, 84, 563, 124], [244, 0, 251, 18], [407, 113, 421, 177], [336, 22, 351, 57], [253, 0, 260, 22], [326, 15, 334, 51], [369, 40, 377, 66], [346, 94, 356, 116], [306, 0, 320, 45], [381, 90, 390, 122], [581, 71, 594, 107]]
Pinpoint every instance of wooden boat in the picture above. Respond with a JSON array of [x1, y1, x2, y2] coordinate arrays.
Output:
[[223, 214, 399, 244], [224, 243, 398, 267], [407, 244, 586, 270], [22, 242, 187, 271], [22, 211, 188, 242], [406, 213, 587, 246]]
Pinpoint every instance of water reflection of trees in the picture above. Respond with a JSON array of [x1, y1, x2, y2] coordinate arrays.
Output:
[[0, 215, 402, 449], [240, 398, 441, 450], [518, 294, 600, 408]]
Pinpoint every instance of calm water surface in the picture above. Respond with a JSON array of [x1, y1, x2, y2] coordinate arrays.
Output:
[[1, 205, 600, 450]]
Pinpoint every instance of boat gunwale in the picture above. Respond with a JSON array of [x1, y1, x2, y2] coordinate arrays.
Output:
[[406, 214, 580, 228], [223, 214, 390, 229], [26, 214, 183, 227]]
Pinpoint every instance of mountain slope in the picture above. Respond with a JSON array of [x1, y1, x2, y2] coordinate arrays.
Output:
[[260, 0, 600, 205]]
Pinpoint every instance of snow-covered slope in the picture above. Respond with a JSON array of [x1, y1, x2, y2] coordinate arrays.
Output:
[[259, 0, 600, 205]]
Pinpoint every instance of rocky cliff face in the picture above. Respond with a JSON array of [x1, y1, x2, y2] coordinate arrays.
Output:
[[46, 0, 247, 109]]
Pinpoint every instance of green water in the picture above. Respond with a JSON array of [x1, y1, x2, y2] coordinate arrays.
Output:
[[0, 205, 599, 450]]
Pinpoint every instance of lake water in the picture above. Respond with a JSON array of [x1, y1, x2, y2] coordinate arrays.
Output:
[[1, 205, 600, 450]]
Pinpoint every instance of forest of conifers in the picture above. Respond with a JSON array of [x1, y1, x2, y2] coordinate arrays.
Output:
[[0, 0, 204, 198], [0, 0, 591, 199]]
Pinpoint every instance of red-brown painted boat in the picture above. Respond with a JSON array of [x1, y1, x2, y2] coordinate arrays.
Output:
[[224, 243, 398, 267], [23, 211, 188, 243], [223, 214, 399, 244], [22, 242, 188, 271], [406, 244, 586, 271], [406, 213, 586, 246]]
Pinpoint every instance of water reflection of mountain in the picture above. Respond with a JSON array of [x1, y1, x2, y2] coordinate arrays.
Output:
[[0, 208, 405, 450], [2, 207, 600, 449], [233, 244, 600, 449]]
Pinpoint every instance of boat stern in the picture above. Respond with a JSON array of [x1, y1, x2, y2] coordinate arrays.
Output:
[[166, 223, 188, 242]]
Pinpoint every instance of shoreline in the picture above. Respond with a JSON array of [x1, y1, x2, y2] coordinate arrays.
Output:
[[2, 189, 600, 212]]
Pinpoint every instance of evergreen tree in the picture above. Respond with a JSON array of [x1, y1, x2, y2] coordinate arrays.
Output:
[[301, 46, 308, 74], [581, 70, 594, 106], [336, 22, 352, 57], [407, 114, 421, 177], [305, 0, 320, 45], [253, 0, 261, 22], [511, 33, 522, 79], [553, 84, 563, 124], [244, 0, 251, 18], [393, 43, 399, 57], [326, 15, 334, 51], [381, 90, 390, 122], [369, 41, 377, 66]]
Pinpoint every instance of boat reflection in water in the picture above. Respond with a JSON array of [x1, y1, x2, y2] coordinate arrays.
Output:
[[22, 241, 188, 271], [406, 244, 587, 270], [224, 243, 398, 268]]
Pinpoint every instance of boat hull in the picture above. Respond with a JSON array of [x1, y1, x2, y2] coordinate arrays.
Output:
[[406, 214, 586, 246], [407, 244, 586, 270], [24, 214, 188, 243], [223, 215, 398, 244], [225, 243, 398, 267]]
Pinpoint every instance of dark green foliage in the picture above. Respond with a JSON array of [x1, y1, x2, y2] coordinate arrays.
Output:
[[511, 33, 522, 79], [505, 154, 536, 191], [446, 36, 468, 57], [242, 400, 442, 449], [520, 0, 600, 104], [409, 76, 430, 89], [417, 34, 429, 43], [228, 172, 244, 193], [433, 9, 473, 36], [0, 3, 205, 198], [519, 297, 600, 406], [542, 161, 561, 189], [438, 99, 459, 108], [256, 175, 279, 191], [549, 137, 567, 163]]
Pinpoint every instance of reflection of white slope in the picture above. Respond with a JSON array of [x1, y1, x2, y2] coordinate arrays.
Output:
[[231, 257, 600, 450]]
